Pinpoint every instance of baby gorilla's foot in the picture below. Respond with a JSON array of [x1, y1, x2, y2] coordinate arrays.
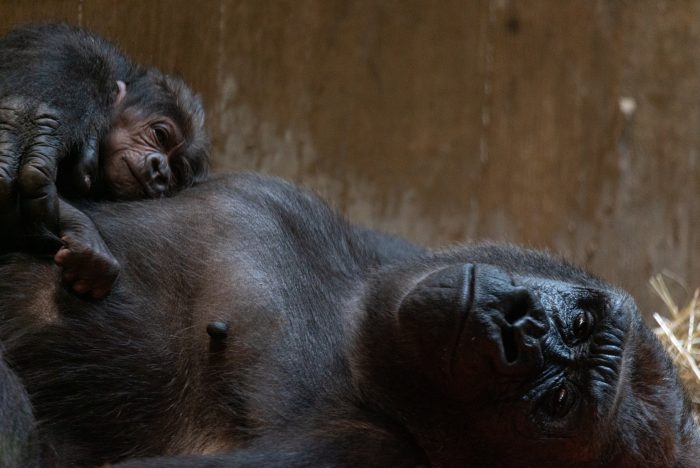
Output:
[[54, 234, 120, 299]]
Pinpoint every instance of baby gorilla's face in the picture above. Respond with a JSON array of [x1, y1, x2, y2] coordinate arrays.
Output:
[[101, 107, 178, 199], [95, 75, 209, 201], [355, 255, 700, 466]]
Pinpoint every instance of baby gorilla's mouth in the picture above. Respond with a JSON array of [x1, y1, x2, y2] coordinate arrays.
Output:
[[122, 157, 152, 198]]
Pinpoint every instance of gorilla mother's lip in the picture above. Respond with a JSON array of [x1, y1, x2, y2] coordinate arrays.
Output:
[[449, 263, 476, 376]]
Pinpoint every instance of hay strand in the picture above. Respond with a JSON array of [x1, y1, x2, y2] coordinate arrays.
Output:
[[651, 273, 700, 413]]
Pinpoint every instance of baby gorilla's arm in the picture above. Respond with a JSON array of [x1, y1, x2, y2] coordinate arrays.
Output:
[[53, 200, 119, 299]]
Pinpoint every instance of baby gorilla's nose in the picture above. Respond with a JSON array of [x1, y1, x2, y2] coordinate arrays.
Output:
[[146, 152, 171, 195]]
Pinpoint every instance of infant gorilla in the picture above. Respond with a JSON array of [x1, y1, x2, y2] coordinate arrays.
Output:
[[0, 23, 209, 298]]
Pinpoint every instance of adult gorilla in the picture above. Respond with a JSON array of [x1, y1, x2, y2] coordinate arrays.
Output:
[[0, 173, 698, 467]]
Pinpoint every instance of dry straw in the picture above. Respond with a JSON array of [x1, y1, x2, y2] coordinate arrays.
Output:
[[651, 272, 700, 416]]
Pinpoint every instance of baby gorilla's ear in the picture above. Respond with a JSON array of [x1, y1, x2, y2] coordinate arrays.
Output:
[[115, 80, 127, 107]]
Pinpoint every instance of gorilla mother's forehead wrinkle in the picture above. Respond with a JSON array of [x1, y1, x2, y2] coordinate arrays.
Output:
[[587, 294, 634, 419], [607, 317, 634, 426]]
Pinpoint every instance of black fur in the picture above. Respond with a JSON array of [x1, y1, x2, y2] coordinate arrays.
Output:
[[0, 22, 208, 203], [0, 346, 38, 467], [0, 173, 697, 466], [0, 22, 209, 298]]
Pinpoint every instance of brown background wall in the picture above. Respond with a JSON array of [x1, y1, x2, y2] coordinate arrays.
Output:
[[1, 0, 698, 317]]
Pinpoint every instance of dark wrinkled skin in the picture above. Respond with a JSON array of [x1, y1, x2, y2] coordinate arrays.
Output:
[[0, 23, 209, 299], [0, 173, 698, 467]]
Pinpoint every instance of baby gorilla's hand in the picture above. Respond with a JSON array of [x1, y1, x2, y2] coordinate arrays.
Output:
[[54, 200, 120, 300], [54, 233, 120, 300]]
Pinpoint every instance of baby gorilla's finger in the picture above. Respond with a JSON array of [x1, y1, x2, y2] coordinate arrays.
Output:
[[72, 280, 90, 294], [90, 287, 109, 300], [54, 245, 70, 266], [62, 270, 77, 283]]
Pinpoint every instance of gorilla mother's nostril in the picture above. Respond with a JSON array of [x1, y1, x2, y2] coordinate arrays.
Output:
[[500, 325, 518, 363], [502, 286, 535, 324]]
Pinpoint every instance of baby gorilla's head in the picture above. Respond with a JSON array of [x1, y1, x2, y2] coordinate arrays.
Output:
[[100, 71, 209, 200]]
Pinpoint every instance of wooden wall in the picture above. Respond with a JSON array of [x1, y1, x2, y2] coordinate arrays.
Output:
[[1, 0, 698, 316]]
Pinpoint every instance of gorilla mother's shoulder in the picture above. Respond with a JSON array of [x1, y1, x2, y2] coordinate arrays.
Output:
[[0, 172, 698, 467]]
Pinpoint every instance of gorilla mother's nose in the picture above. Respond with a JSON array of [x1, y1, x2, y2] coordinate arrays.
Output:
[[396, 263, 548, 377], [470, 265, 548, 375]]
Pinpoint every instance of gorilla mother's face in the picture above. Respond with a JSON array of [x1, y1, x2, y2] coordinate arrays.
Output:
[[355, 250, 699, 466]]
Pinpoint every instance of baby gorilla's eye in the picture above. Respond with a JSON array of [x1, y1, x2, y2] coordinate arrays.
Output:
[[572, 310, 594, 341], [547, 385, 576, 418], [152, 125, 169, 147]]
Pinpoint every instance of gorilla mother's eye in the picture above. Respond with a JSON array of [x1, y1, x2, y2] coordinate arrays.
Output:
[[572, 310, 594, 342], [546, 385, 576, 419]]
